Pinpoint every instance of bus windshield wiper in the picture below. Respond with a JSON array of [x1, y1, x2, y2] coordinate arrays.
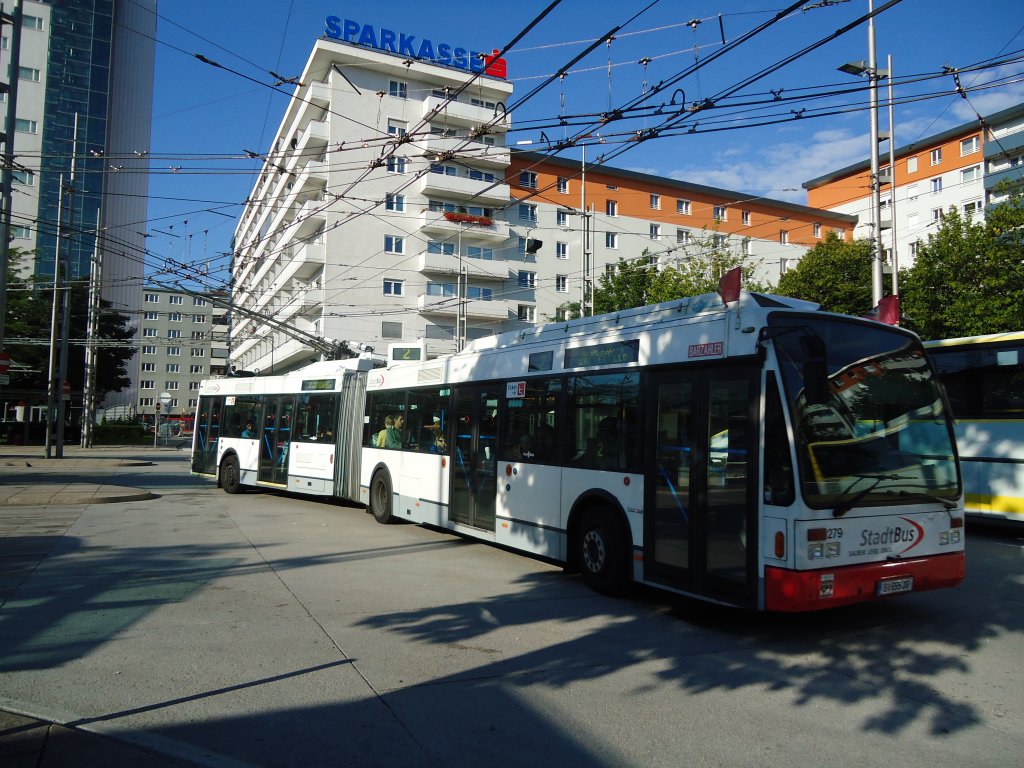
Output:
[[832, 473, 908, 518]]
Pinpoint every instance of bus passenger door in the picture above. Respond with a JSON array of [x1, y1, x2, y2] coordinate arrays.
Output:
[[258, 396, 293, 485], [645, 367, 757, 604], [449, 385, 498, 532]]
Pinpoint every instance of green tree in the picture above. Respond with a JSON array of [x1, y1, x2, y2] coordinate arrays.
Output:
[[900, 196, 1024, 340], [5, 249, 135, 404], [774, 231, 874, 316], [592, 233, 773, 314]]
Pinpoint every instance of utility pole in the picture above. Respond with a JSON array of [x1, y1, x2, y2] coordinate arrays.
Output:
[[44, 175, 65, 459], [867, 0, 884, 307], [0, 0, 24, 365], [81, 209, 102, 447]]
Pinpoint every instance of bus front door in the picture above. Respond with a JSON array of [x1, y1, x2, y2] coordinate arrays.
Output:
[[449, 385, 499, 532], [258, 395, 293, 485], [645, 367, 757, 605]]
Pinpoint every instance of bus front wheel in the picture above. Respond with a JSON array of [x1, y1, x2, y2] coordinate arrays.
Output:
[[221, 455, 243, 494], [369, 471, 393, 524], [574, 507, 628, 595]]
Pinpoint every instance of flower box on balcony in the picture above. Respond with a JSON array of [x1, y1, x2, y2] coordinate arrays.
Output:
[[443, 211, 494, 226]]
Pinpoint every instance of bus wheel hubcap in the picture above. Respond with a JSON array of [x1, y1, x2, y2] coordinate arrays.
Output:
[[582, 530, 605, 573]]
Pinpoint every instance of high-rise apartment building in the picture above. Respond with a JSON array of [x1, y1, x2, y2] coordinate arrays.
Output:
[[231, 18, 856, 371], [804, 103, 1024, 268], [1, 0, 156, 408]]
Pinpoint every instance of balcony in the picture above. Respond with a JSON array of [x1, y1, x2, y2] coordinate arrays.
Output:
[[299, 160, 328, 191], [419, 211, 510, 243], [984, 165, 1024, 191], [419, 172, 510, 205], [421, 136, 510, 169], [423, 95, 511, 132], [417, 294, 510, 320], [296, 119, 329, 156], [984, 129, 1024, 158], [305, 80, 330, 110], [276, 241, 326, 287], [291, 198, 328, 239], [417, 251, 507, 280]]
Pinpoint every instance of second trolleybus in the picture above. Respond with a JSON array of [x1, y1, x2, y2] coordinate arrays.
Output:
[[193, 289, 966, 611]]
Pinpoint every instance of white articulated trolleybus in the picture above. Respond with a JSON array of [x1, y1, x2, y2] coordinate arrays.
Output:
[[194, 289, 966, 611], [924, 330, 1024, 524]]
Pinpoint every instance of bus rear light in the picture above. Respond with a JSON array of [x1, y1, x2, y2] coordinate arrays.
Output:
[[807, 528, 827, 541], [950, 516, 964, 528], [774, 531, 785, 558]]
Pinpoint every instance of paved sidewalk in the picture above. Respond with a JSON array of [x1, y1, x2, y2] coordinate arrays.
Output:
[[0, 447, 164, 507]]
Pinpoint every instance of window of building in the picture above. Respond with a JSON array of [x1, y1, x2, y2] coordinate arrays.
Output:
[[931, 177, 943, 194], [191, 331, 206, 340], [466, 286, 492, 300], [383, 279, 404, 296], [384, 235, 404, 253], [963, 199, 983, 217], [742, 238, 753, 256], [191, 348, 205, 357], [557, 176, 568, 194], [389, 80, 407, 99], [468, 169, 496, 182], [907, 183, 919, 200], [650, 194, 661, 210], [14, 118, 37, 133], [143, 328, 157, 338], [779, 230, 789, 244], [193, 297, 207, 306], [387, 119, 407, 137], [144, 311, 158, 321], [712, 234, 727, 249], [10, 224, 30, 239], [382, 321, 402, 339], [169, 295, 183, 305], [166, 364, 180, 374], [907, 156, 918, 173], [425, 324, 454, 341], [960, 136, 980, 156], [18, 67, 40, 82], [649, 223, 661, 240], [605, 232, 618, 249], [518, 305, 536, 322], [780, 258, 793, 275], [556, 210, 568, 227], [190, 365, 204, 374], [139, 397, 154, 407], [385, 193, 405, 211], [676, 229, 690, 245], [12, 169, 33, 185], [813, 222, 821, 238], [169, 312, 182, 322], [518, 271, 536, 288], [430, 163, 457, 176], [142, 345, 156, 355], [192, 314, 206, 323], [931, 208, 944, 222], [556, 241, 568, 259], [741, 210, 751, 226], [519, 170, 538, 189], [141, 363, 155, 372], [427, 282, 455, 297], [519, 203, 537, 222], [467, 246, 492, 260], [556, 275, 568, 293], [713, 205, 727, 221], [22, 15, 44, 30], [140, 380, 155, 390], [427, 241, 455, 255], [677, 199, 691, 215], [961, 165, 981, 184], [168, 329, 182, 339], [386, 156, 407, 174], [168, 347, 181, 356], [930, 147, 942, 165], [606, 200, 617, 216]]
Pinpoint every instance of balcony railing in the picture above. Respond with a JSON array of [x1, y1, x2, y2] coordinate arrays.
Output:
[[420, 136, 511, 168], [419, 211, 509, 242], [417, 251, 507, 280], [416, 294, 509, 320], [423, 95, 512, 131], [419, 173, 510, 205]]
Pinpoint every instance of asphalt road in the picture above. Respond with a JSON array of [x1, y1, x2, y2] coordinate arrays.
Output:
[[1, 450, 1022, 767]]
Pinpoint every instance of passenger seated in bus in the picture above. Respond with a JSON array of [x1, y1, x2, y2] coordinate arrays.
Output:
[[383, 413, 405, 449], [242, 421, 255, 438], [375, 415, 394, 448]]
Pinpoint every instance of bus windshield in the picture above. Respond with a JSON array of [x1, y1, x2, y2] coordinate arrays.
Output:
[[768, 316, 960, 510]]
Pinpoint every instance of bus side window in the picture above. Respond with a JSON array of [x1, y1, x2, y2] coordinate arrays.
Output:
[[763, 374, 795, 506]]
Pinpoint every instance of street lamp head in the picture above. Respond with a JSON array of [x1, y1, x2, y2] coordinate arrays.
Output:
[[838, 60, 869, 76]]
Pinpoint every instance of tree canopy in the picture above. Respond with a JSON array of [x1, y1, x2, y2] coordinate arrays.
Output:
[[4, 249, 135, 405], [774, 231, 874, 316], [899, 195, 1024, 340]]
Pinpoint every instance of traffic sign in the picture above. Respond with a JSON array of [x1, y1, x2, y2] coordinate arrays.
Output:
[[155, 402, 161, 412], [0, 351, 10, 375]]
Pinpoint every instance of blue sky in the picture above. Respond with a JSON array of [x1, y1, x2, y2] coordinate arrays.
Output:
[[146, 1, 1024, 287]]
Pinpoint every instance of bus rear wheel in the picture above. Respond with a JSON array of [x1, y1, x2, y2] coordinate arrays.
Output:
[[220, 455, 243, 494], [574, 507, 628, 595], [369, 471, 393, 524]]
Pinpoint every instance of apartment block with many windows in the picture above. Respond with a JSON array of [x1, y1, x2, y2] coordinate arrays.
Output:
[[136, 288, 228, 420], [804, 103, 1024, 267]]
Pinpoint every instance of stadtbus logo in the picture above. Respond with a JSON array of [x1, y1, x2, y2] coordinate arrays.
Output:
[[860, 517, 924, 555]]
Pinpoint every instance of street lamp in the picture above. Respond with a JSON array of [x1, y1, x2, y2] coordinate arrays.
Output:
[[838, 0, 887, 307]]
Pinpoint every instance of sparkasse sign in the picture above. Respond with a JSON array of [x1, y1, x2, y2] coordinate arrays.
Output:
[[324, 16, 507, 78]]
